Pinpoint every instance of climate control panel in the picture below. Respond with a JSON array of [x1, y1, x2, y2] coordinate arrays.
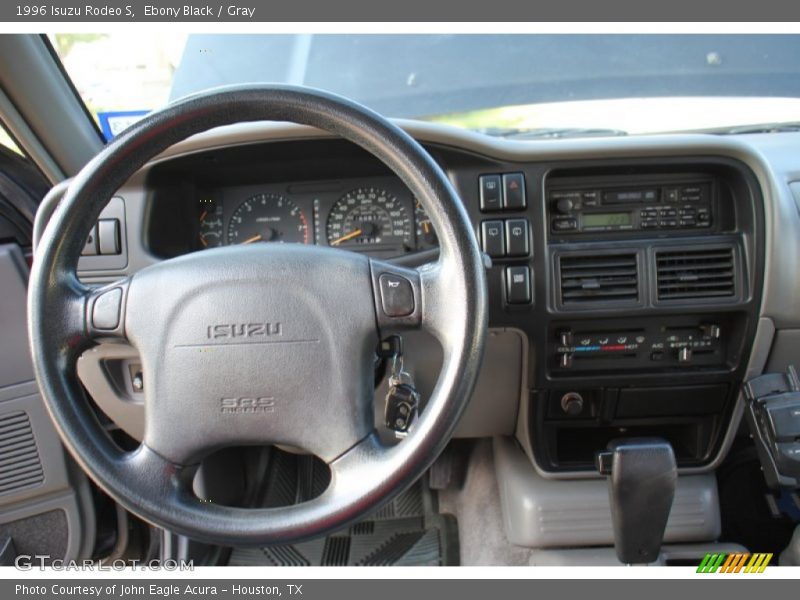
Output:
[[551, 318, 731, 373]]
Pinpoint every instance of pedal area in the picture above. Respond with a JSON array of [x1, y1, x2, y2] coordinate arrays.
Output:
[[227, 451, 459, 566]]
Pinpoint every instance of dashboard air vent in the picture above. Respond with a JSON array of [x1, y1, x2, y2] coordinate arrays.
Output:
[[656, 246, 736, 301], [558, 252, 639, 305]]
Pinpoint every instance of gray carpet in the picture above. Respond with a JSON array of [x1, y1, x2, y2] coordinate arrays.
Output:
[[438, 439, 534, 565]]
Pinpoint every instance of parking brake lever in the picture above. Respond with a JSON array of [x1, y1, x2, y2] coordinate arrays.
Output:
[[596, 438, 677, 564]]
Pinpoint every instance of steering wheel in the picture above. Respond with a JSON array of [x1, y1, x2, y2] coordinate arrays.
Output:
[[27, 85, 487, 546]]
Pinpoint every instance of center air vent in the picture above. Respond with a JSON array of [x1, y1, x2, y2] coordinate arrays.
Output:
[[558, 252, 639, 306], [656, 246, 736, 301]]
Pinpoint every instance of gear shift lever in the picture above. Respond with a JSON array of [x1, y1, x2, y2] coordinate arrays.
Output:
[[596, 438, 677, 564]]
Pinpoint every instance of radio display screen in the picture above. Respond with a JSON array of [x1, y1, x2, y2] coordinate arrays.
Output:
[[583, 212, 632, 228]]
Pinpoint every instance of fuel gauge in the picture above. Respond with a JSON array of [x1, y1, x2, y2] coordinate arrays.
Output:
[[414, 199, 438, 250], [198, 197, 224, 249]]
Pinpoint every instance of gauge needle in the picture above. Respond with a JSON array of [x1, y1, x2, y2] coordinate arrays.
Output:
[[422, 221, 431, 234], [199, 210, 207, 222], [330, 229, 363, 246], [241, 234, 263, 245]]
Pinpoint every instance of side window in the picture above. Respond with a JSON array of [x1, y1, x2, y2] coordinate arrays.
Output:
[[0, 120, 49, 250], [0, 123, 23, 156]]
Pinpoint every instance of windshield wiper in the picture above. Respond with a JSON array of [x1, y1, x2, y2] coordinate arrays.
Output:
[[476, 126, 629, 139], [709, 122, 800, 135]]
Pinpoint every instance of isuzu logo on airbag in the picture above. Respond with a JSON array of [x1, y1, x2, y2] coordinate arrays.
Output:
[[206, 322, 282, 339]]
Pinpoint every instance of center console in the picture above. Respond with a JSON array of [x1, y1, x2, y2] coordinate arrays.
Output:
[[534, 159, 762, 474], [439, 148, 765, 476]]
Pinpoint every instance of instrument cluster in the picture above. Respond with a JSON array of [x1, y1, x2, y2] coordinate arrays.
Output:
[[195, 177, 437, 258]]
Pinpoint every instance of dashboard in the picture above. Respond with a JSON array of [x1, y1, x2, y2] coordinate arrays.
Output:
[[53, 121, 800, 480]]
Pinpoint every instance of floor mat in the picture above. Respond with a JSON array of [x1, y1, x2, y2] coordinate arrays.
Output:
[[228, 456, 459, 566]]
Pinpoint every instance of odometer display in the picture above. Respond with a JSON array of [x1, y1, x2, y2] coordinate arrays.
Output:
[[326, 187, 412, 250], [227, 193, 310, 245]]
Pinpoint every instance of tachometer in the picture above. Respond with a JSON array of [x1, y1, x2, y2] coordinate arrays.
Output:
[[227, 193, 310, 245], [326, 187, 412, 250]]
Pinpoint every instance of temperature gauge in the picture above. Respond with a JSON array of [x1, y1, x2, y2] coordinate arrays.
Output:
[[414, 199, 438, 250], [198, 198, 224, 249]]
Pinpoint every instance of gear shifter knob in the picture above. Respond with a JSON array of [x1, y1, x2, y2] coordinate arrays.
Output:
[[596, 438, 677, 564]]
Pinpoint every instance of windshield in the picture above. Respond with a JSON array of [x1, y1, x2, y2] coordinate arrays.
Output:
[[50, 33, 800, 139]]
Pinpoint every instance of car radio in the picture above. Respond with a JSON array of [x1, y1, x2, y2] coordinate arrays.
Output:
[[548, 181, 713, 234]]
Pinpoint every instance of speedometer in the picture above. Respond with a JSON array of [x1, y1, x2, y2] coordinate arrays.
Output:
[[227, 193, 310, 246], [326, 187, 412, 250]]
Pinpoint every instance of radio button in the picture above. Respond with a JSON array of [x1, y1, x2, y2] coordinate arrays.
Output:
[[680, 217, 697, 227], [641, 219, 659, 229], [556, 197, 577, 213], [663, 188, 680, 203], [661, 218, 678, 228], [582, 191, 600, 207], [552, 217, 578, 232], [505, 219, 530, 257]]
